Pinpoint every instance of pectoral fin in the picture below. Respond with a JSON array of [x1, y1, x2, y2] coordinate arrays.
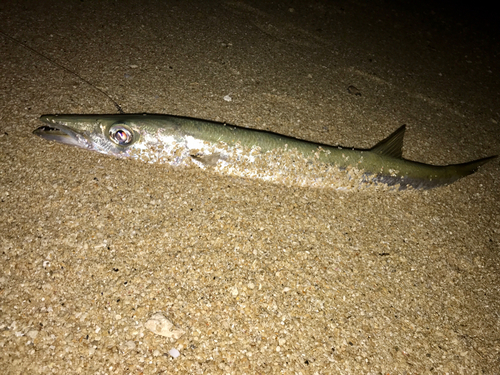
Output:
[[190, 152, 224, 167]]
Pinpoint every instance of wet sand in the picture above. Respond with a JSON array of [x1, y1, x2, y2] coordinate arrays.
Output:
[[1, 0, 499, 373]]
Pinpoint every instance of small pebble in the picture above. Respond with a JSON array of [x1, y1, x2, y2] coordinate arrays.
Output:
[[124, 341, 136, 350], [347, 85, 362, 96], [145, 313, 185, 339], [26, 330, 38, 339], [168, 348, 180, 358]]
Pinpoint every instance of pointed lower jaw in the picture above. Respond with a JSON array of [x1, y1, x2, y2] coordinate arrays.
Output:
[[33, 124, 92, 149]]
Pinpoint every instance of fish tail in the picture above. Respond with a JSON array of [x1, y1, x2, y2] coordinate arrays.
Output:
[[452, 155, 497, 177]]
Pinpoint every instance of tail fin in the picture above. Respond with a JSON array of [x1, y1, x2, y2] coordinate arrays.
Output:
[[453, 155, 498, 177], [368, 126, 497, 189]]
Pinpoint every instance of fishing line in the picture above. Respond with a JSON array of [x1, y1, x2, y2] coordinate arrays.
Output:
[[0, 29, 124, 114]]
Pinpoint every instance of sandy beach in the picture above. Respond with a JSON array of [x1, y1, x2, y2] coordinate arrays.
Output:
[[1, 0, 499, 373]]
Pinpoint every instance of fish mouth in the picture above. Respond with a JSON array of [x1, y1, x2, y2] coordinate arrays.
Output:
[[33, 116, 92, 149]]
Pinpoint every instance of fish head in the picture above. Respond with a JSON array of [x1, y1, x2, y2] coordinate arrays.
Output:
[[34, 115, 143, 157]]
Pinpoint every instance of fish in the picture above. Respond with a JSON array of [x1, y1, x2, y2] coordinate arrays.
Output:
[[1, 30, 493, 190], [33, 114, 497, 190]]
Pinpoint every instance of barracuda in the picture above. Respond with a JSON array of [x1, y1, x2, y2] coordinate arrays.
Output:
[[33, 114, 497, 190]]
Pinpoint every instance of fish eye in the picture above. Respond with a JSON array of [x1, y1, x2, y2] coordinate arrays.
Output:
[[109, 124, 133, 145]]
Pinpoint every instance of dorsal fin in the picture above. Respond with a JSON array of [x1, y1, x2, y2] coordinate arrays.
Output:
[[370, 125, 406, 159]]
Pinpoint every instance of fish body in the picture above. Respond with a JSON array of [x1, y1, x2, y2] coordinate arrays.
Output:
[[34, 114, 497, 190]]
